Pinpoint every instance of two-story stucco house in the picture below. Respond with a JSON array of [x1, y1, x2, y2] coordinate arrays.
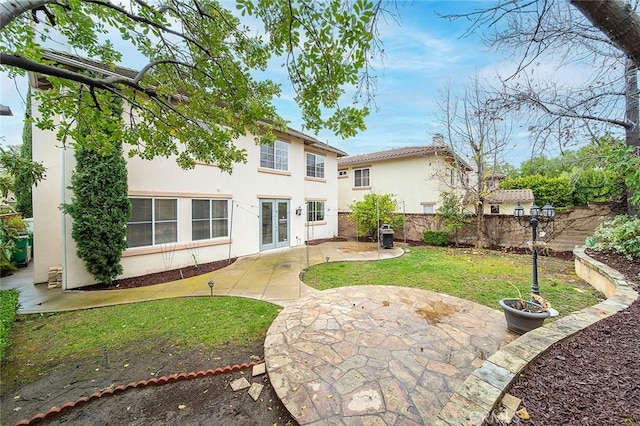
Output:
[[29, 54, 346, 289], [337, 144, 473, 214]]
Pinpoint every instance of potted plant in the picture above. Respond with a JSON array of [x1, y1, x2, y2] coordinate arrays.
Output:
[[499, 282, 554, 335]]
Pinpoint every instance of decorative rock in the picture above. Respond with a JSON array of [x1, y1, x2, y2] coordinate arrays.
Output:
[[495, 393, 521, 423], [252, 363, 266, 377], [229, 377, 251, 391], [248, 382, 264, 401]]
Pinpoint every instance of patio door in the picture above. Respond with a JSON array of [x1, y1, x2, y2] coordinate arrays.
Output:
[[260, 199, 290, 251]]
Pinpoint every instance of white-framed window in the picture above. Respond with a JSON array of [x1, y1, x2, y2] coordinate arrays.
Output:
[[338, 170, 348, 177], [306, 152, 325, 178], [354, 168, 370, 187], [192, 199, 229, 240], [127, 198, 177, 248], [260, 140, 289, 171], [447, 167, 456, 186], [307, 201, 325, 222], [422, 204, 435, 214]]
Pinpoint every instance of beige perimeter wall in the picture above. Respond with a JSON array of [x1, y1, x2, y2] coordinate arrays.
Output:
[[338, 203, 616, 252]]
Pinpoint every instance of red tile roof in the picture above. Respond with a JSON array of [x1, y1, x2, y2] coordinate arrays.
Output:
[[486, 189, 534, 203], [337, 145, 472, 170]]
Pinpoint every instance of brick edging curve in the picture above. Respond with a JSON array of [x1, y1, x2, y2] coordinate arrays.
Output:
[[436, 246, 639, 425], [14, 360, 262, 426]]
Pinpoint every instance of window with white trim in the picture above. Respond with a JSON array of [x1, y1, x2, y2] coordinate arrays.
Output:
[[422, 204, 435, 214], [306, 152, 325, 178], [192, 199, 229, 240], [127, 198, 177, 248], [260, 140, 289, 171], [447, 167, 456, 186], [307, 201, 325, 222], [338, 170, 348, 177], [354, 168, 370, 187]]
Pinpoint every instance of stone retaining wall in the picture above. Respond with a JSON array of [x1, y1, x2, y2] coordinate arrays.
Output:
[[435, 246, 638, 425]]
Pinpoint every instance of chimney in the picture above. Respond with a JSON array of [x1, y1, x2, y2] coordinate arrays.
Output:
[[432, 133, 445, 146]]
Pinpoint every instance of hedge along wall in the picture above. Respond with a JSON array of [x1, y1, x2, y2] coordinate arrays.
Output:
[[337, 203, 615, 252]]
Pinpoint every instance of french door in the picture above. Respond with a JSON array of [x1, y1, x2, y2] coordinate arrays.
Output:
[[260, 199, 289, 251]]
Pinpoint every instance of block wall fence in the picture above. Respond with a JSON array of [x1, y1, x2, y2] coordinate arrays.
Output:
[[337, 203, 616, 252]]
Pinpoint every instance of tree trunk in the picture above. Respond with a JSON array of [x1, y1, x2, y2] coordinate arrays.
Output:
[[625, 58, 639, 216], [569, 0, 640, 68], [476, 202, 484, 248], [0, 0, 52, 29]]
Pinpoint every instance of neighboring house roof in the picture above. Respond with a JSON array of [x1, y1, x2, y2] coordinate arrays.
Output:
[[30, 50, 346, 156], [337, 145, 473, 170], [486, 189, 534, 203]]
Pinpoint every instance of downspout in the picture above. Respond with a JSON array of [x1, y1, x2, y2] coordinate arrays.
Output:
[[60, 142, 68, 290]]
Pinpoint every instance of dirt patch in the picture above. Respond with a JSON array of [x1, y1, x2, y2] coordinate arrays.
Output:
[[490, 249, 640, 425], [0, 340, 297, 426]]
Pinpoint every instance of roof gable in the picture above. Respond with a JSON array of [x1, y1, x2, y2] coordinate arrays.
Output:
[[337, 145, 472, 170]]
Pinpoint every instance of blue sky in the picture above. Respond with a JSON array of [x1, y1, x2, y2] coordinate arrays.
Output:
[[1, 1, 538, 166]]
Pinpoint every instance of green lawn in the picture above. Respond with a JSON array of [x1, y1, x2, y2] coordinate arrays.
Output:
[[302, 246, 601, 314], [1, 247, 601, 391], [0, 297, 281, 389]]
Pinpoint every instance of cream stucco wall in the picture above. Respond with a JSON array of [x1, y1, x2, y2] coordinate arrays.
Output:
[[482, 201, 533, 216], [338, 156, 467, 214], [32, 108, 340, 288]]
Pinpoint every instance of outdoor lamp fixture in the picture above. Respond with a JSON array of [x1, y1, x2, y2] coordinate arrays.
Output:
[[295, 206, 302, 216], [514, 201, 555, 296], [208, 279, 215, 297]]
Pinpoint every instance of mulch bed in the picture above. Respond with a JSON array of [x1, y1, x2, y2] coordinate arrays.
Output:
[[80, 258, 237, 291], [491, 249, 640, 426]]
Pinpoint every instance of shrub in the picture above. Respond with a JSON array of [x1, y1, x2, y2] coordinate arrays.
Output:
[[591, 215, 640, 260], [0, 213, 28, 273], [63, 94, 130, 285], [423, 230, 450, 246], [436, 192, 470, 246], [0, 289, 20, 361], [500, 175, 573, 208], [348, 193, 404, 240]]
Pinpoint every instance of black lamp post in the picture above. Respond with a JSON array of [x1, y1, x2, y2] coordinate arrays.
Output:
[[208, 279, 215, 297], [514, 201, 555, 297]]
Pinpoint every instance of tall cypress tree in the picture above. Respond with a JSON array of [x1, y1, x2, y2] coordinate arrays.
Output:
[[64, 92, 130, 285], [15, 87, 34, 217]]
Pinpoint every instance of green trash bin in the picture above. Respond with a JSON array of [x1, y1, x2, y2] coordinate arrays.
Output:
[[11, 235, 31, 266]]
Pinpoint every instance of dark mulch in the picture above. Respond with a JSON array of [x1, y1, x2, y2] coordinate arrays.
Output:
[[80, 258, 236, 291], [491, 249, 640, 426]]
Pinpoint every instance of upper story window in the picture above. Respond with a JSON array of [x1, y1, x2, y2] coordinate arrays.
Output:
[[447, 168, 456, 186], [490, 205, 500, 214], [307, 201, 325, 222], [338, 170, 348, 177], [192, 199, 229, 240], [354, 168, 370, 187], [260, 140, 289, 171], [127, 198, 177, 248], [306, 152, 325, 178]]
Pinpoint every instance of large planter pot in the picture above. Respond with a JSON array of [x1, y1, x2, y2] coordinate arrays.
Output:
[[499, 298, 551, 335]]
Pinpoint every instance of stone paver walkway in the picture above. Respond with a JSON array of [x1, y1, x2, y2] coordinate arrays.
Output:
[[265, 285, 515, 425]]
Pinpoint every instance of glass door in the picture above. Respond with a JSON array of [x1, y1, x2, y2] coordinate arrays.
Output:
[[260, 199, 289, 251]]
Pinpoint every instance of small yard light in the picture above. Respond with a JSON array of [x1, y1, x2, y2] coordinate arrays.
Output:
[[208, 279, 215, 297], [514, 201, 555, 297]]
